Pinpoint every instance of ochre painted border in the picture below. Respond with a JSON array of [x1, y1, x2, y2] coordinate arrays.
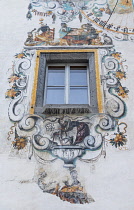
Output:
[[94, 50, 103, 113], [30, 51, 40, 114], [30, 49, 103, 114]]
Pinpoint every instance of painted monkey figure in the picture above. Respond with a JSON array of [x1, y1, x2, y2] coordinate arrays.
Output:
[[102, 33, 113, 45], [57, 118, 90, 145], [75, 122, 90, 144]]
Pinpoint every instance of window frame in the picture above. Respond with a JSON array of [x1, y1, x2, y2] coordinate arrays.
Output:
[[30, 49, 103, 115], [44, 63, 90, 105]]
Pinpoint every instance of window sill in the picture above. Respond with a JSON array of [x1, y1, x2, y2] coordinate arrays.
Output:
[[34, 104, 93, 115]]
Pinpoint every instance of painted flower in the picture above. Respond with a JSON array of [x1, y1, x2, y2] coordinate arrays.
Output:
[[109, 133, 127, 148], [8, 75, 20, 83], [115, 70, 126, 80], [5, 89, 20, 99], [115, 86, 129, 98], [15, 53, 26, 59], [12, 137, 27, 150], [111, 52, 121, 60]]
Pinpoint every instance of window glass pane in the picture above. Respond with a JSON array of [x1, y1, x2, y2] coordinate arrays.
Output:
[[69, 87, 88, 104], [70, 66, 87, 86], [46, 87, 64, 104], [47, 66, 65, 86]]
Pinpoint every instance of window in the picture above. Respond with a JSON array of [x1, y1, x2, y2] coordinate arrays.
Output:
[[44, 64, 89, 105], [31, 50, 102, 115]]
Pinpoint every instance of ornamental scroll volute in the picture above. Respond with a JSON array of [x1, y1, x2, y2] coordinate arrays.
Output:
[[19, 114, 109, 168], [6, 46, 128, 204], [101, 48, 127, 119], [6, 46, 128, 165]]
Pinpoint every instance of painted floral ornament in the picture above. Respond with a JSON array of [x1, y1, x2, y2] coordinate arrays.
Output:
[[115, 85, 129, 98], [12, 128, 27, 150], [115, 70, 126, 80], [109, 122, 127, 148]]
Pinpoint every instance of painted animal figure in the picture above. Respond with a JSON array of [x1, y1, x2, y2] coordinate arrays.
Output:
[[58, 118, 90, 144], [52, 131, 73, 145], [102, 33, 113, 45], [52, 131, 61, 142]]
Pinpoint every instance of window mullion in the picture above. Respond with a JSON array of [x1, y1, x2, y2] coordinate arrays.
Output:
[[65, 64, 70, 104]]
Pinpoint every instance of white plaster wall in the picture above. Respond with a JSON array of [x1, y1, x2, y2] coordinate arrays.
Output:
[[0, 0, 134, 209]]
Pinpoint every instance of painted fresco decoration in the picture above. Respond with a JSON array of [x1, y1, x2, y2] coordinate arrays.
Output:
[[17, 114, 106, 168], [102, 50, 129, 107], [108, 0, 134, 14], [27, 0, 80, 22], [6, 48, 129, 151], [27, 3, 33, 20], [58, 23, 102, 46], [24, 20, 105, 47], [38, 169, 95, 204], [12, 128, 27, 150], [5, 0, 131, 204], [109, 122, 127, 148], [6, 50, 34, 122], [101, 49, 129, 106], [26, 0, 134, 41], [6, 44, 129, 203], [81, 0, 134, 41], [27, 0, 107, 22]]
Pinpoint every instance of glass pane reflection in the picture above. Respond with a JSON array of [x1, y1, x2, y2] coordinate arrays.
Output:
[[47, 66, 65, 86], [46, 87, 64, 104], [70, 66, 87, 86]]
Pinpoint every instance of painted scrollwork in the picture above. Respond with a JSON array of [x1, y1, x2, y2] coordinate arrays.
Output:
[[15, 76, 27, 90], [6, 48, 128, 167], [15, 114, 116, 167], [106, 71, 118, 87], [128, 35, 134, 42], [105, 93, 125, 118], [8, 92, 25, 122], [112, 33, 126, 41], [112, 33, 134, 42], [33, 135, 50, 150], [102, 49, 128, 119], [18, 114, 40, 131], [15, 58, 31, 74], [5, 0, 130, 204], [103, 55, 119, 71], [7, 51, 33, 122], [98, 114, 115, 130]]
